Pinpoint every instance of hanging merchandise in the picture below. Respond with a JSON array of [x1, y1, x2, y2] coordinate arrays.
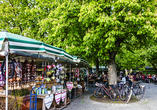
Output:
[[77, 77, 80, 81], [52, 64, 56, 69], [50, 69, 55, 74], [30, 60, 36, 86], [1, 58, 15, 79], [61, 70, 64, 74], [0, 74, 4, 87], [0, 64, 4, 87], [46, 65, 52, 76], [56, 69, 59, 75], [61, 75, 64, 84], [56, 76, 60, 83], [58, 68, 61, 72], [46, 71, 51, 76], [1, 58, 15, 90], [51, 64, 55, 68], [44, 94, 54, 109], [44, 66, 47, 77], [75, 69, 79, 77], [46, 65, 52, 70], [61, 80, 64, 85], [16, 59, 22, 89], [55, 91, 61, 105], [64, 68, 67, 71], [25, 60, 31, 88], [66, 82, 73, 91], [56, 64, 59, 69]]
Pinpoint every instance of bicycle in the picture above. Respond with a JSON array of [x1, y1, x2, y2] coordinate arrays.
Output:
[[118, 81, 129, 101], [126, 81, 145, 103], [94, 82, 120, 101]]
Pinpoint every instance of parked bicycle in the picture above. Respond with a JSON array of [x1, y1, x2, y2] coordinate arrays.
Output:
[[118, 81, 129, 101], [126, 81, 145, 103], [94, 82, 120, 101]]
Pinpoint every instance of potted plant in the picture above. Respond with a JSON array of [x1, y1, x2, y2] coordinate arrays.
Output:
[[47, 87, 51, 94]]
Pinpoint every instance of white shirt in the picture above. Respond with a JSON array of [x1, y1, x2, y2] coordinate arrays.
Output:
[[121, 77, 126, 84]]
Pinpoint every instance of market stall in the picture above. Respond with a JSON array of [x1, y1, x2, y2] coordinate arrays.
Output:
[[65, 57, 90, 100], [0, 31, 80, 110]]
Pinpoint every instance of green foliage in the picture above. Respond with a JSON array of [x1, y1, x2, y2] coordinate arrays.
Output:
[[145, 45, 157, 70], [1, 0, 157, 83], [10, 89, 30, 96], [115, 46, 146, 70], [47, 87, 51, 90]]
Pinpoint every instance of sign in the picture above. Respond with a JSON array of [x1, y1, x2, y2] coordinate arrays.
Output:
[[55, 91, 61, 105], [66, 82, 73, 91], [44, 94, 53, 109]]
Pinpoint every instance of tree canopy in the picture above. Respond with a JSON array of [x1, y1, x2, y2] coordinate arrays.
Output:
[[1, 0, 157, 84]]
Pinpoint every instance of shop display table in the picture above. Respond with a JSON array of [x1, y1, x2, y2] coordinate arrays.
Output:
[[37, 89, 67, 110]]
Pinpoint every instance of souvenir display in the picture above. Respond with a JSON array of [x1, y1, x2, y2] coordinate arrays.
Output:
[[66, 82, 73, 91], [16, 59, 22, 89], [61, 90, 66, 102], [0, 57, 71, 109], [30, 60, 36, 85], [55, 91, 61, 105], [44, 94, 54, 109]]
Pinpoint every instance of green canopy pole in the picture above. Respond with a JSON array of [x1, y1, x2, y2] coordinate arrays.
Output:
[[87, 68, 89, 90], [69, 63, 71, 101], [75, 64, 77, 99], [5, 41, 9, 110]]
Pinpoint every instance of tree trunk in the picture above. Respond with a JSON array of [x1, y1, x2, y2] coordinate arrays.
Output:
[[151, 63, 157, 71], [96, 58, 99, 77], [107, 53, 117, 85]]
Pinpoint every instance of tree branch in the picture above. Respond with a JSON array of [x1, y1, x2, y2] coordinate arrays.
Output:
[[151, 63, 157, 71]]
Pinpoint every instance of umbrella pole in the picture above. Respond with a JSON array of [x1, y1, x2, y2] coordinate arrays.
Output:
[[5, 41, 9, 110], [75, 65, 76, 99], [69, 63, 71, 101]]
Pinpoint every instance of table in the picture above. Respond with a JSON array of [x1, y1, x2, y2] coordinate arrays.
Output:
[[103, 79, 108, 82], [88, 79, 95, 87], [95, 78, 100, 83]]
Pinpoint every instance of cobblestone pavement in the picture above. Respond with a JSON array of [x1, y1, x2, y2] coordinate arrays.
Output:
[[64, 83, 157, 110]]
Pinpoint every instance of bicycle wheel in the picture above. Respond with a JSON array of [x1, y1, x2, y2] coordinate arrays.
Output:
[[120, 88, 128, 101], [109, 88, 120, 101], [136, 85, 145, 100], [94, 87, 104, 98], [141, 86, 146, 99], [132, 83, 139, 96], [126, 89, 132, 104]]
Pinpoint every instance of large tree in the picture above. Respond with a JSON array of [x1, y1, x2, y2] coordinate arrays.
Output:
[[1, 0, 157, 85], [39, 0, 157, 85], [78, 0, 157, 85]]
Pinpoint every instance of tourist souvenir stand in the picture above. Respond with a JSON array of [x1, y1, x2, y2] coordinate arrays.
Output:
[[68, 57, 90, 99], [0, 31, 84, 110]]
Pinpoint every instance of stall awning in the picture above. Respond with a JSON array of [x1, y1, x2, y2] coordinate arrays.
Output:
[[0, 32, 77, 63], [73, 56, 90, 67]]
